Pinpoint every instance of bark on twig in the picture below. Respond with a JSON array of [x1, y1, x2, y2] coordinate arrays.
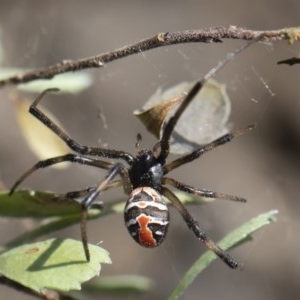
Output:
[[0, 25, 299, 88]]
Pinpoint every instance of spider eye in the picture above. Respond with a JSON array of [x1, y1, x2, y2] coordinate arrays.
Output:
[[124, 187, 169, 247]]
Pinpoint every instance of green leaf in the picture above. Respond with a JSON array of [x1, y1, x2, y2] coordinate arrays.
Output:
[[0, 190, 103, 252], [0, 238, 111, 294], [0, 189, 213, 219], [169, 210, 278, 300], [0, 189, 216, 251], [3, 213, 99, 251], [84, 275, 153, 294], [0, 190, 84, 218], [0, 68, 92, 93]]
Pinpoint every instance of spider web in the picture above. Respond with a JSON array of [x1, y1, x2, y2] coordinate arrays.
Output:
[[0, 3, 300, 300]]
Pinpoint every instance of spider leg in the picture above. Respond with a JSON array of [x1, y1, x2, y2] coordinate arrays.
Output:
[[54, 180, 123, 211], [62, 180, 122, 200], [162, 177, 247, 203], [163, 124, 255, 174], [157, 82, 204, 164], [29, 89, 134, 164], [9, 153, 113, 194], [157, 42, 253, 164], [161, 186, 238, 269], [63, 186, 97, 200], [80, 162, 125, 261]]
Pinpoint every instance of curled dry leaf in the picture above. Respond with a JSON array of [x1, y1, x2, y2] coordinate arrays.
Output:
[[12, 92, 69, 168], [134, 79, 231, 154], [134, 94, 185, 139]]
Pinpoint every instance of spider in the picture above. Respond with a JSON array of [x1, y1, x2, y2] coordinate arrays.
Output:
[[10, 42, 254, 269]]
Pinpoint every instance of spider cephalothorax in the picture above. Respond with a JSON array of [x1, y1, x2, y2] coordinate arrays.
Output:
[[128, 150, 163, 190], [10, 42, 254, 269]]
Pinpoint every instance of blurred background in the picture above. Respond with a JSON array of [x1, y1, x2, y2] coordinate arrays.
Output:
[[0, 1, 299, 299]]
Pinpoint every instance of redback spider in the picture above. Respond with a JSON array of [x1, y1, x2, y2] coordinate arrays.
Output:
[[10, 42, 255, 269]]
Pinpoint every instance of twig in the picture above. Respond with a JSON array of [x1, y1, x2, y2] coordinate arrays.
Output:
[[1, 25, 299, 88]]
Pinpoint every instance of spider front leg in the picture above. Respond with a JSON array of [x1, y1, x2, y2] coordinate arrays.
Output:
[[156, 42, 253, 164], [163, 124, 255, 174], [161, 186, 238, 269], [80, 163, 126, 261], [9, 154, 113, 194], [29, 89, 135, 164]]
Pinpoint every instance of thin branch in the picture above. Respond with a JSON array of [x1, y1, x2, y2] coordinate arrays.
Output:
[[1, 25, 299, 88]]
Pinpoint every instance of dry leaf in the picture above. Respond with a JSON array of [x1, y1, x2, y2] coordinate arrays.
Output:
[[12, 92, 69, 168], [134, 94, 185, 138], [134, 79, 231, 154]]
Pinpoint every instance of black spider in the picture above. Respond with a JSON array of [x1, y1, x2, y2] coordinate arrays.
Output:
[[10, 43, 254, 269]]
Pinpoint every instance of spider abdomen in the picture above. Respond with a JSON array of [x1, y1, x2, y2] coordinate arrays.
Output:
[[124, 187, 169, 247]]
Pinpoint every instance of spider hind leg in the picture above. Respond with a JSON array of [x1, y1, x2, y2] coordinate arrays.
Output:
[[161, 186, 238, 269]]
